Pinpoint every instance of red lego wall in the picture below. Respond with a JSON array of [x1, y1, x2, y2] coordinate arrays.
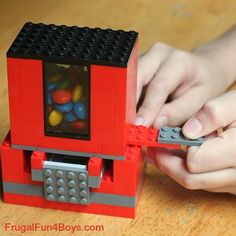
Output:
[[1, 134, 144, 218], [7, 39, 138, 157], [1, 133, 40, 185]]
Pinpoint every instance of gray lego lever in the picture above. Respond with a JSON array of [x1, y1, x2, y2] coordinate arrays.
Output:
[[158, 126, 205, 146]]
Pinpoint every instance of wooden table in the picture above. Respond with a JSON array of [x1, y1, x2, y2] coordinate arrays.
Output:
[[0, 0, 236, 235]]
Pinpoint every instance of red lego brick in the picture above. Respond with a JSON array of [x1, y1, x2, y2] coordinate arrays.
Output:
[[4, 193, 27, 205], [111, 40, 138, 156], [127, 124, 180, 149], [90, 65, 115, 143], [102, 131, 128, 155], [114, 67, 127, 120], [90, 65, 124, 156], [31, 151, 46, 170], [7, 57, 35, 145], [7, 58, 21, 133], [88, 157, 104, 176], [3, 193, 136, 218], [90, 65, 115, 107], [1, 133, 40, 185], [36, 137, 103, 156], [112, 68, 127, 155], [112, 205, 135, 218], [92, 106, 114, 132], [113, 145, 144, 196], [1, 134, 28, 183], [114, 39, 138, 122], [8, 58, 43, 146]]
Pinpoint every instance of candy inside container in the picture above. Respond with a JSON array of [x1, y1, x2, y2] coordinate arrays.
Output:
[[44, 63, 89, 138]]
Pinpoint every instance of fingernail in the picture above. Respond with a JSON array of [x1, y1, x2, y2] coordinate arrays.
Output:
[[155, 115, 168, 128], [183, 118, 203, 139], [134, 116, 145, 126]]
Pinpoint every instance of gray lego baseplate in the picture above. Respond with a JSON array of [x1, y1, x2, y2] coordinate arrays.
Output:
[[43, 161, 90, 205], [158, 126, 205, 146]]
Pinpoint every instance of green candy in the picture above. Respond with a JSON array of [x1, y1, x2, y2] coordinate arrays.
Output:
[[58, 79, 70, 89]]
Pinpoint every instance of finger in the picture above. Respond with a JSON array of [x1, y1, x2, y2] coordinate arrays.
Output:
[[205, 131, 218, 140], [183, 91, 236, 139], [226, 120, 236, 129], [154, 85, 208, 128], [146, 147, 186, 166], [205, 185, 236, 195], [186, 128, 236, 173], [137, 43, 173, 103], [136, 53, 191, 127], [150, 152, 236, 190]]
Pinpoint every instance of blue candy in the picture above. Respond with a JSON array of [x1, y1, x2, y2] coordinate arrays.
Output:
[[55, 102, 73, 113], [64, 111, 77, 122], [48, 82, 58, 92], [48, 92, 52, 105], [73, 101, 87, 119]]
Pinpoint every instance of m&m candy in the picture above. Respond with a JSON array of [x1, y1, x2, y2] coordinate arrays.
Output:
[[64, 111, 77, 122], [49, 110, 62, 126], [48, 92, 52, 105], [58, 79, 70, 89], [48, 82, 58, 92], [73, 101, 87, 119], [70, 120, 86, 130], [72, 85, 82, 102], [52, 89, 72, 104], [55, 102, 73, 113]]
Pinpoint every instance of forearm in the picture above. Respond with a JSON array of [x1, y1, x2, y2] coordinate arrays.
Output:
[[194, 24, 236, 86]]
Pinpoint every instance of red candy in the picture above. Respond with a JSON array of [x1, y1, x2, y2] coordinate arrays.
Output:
[[70, 120, 86, 130], [52, 89, 72, 104]]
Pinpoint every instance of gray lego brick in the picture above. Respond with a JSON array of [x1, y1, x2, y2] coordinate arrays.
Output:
[[3, 182, 44, 196], [158, 126, 205, 146], [91, 192, 135, 207], [32, 169, 43, 181], [88, 176, 101, 188], [2, 182, 136, 207], [88, 168, 104, 188], [12, 144, 125, 160], [43, 163, 90, 205]]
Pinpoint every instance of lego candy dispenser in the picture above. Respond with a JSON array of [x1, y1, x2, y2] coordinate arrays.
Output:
[[1, 22, 204, 218], [1, 22, 143, 218]]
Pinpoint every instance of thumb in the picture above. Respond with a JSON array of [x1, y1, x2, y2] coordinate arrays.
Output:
[[182, 91, 236, 139]]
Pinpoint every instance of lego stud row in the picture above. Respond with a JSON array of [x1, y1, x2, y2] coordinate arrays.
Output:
[[158, 126, 205, 146]]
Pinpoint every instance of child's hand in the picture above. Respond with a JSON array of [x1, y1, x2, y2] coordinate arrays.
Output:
[[146, 91, 236, 194], [136, 43, 234, 128]]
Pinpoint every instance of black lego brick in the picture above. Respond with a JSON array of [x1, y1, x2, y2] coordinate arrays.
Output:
[[7, 22, 138, 67]]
